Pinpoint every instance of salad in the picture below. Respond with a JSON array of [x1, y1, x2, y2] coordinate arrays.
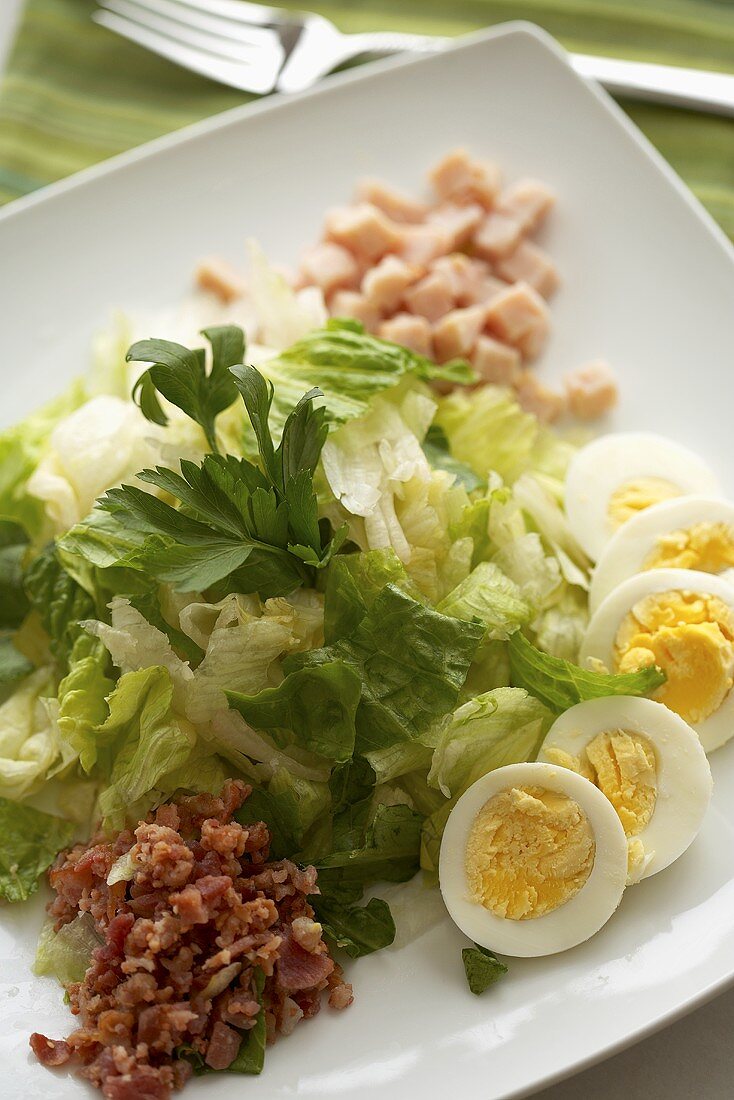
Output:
[[1, 154, 729, 1099]]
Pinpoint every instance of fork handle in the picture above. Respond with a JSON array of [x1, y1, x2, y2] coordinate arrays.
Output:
[[345, 31, 449, 56]]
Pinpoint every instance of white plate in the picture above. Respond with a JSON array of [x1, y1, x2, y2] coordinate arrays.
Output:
[[2, 21, 734, 1100]]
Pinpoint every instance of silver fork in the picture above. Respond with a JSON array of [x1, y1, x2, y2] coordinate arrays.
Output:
[[93, 0, 734, 115]]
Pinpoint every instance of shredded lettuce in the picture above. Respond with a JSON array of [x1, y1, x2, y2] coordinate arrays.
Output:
[[508, 631, 666, 714], [0, 796, 74, 902], [438, 562, 531, 641], [34, 913, 102, 985]]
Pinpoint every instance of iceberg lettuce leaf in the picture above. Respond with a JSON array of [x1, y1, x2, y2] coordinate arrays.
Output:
[[0, 796, 74, 902]]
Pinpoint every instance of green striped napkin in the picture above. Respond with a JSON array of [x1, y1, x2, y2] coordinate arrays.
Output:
[[1, 0, 733, 238]]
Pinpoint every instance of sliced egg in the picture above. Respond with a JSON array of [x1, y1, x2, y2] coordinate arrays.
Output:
[[439, 761, 628, 957], [538, 697, 712, 883], [565, 433, 721, 562], [589, 496, 734, 614], [580, 568, 734, 753]]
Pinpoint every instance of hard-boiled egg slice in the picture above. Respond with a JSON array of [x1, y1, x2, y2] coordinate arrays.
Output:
[[580, 568, 734, 753], [589, 496, 734, 614], [439, 761, 628, 957], [565, 433, 721, 562], [538, 697, 712, 883]]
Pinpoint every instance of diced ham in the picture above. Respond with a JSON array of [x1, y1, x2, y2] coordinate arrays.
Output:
[[471, 335, 521, 386], [485, 281, 550, 358], [516, 313, 550, 361], [472, 211, 523, 261], [429, 148, 502, 208], [195, 258, 245, 303], [324, 203, 403, 263], [431, 254, 490, 304], [355, 178, 428, 223], [403, 270, 455, 323], [426, 202, 484, 249], [378, 313, 433, 358], [515, 371, 566, 423], [433, 305, 487, 363], [298, 241, 359, 295], [495, 240, 560, 298], [275, 933, 334, 993], [397, 223, 453, 265], [361, 255, 422, 312], [463, 274, 510, 307], [497, 178, 556, 233], [564, 360, 618, 420], [328, 290, 381, 332]]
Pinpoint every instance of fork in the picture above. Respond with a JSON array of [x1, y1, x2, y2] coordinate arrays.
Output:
[[93, 0, 734, 114]]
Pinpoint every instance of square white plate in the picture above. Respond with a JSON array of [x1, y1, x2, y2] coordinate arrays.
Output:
[[2, 21, 734, 1100]]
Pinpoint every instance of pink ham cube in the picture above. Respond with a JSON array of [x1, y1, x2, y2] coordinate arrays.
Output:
[[403, 270, 456, 323], [429, 149, 502, 209], [497, 178, 556, 233], [299, 241, 360, 295], [433, 305, 487, 363], [378, 313, 433, 358], [485, 281, 550, 358], [361, 255, 422, 313], [472, 335, 521, 386], [431, 254, 490, 304], [325, 203, 403, 263], [515, 371, 566, 423], [495, 240, 560, 298], [329, 290, 381, 333], [195, 257, 245, 303], [426, 202, 484, 250], [397, 222, 453, 265], [355, 178, 428, 224], [564, 360, 618, 420], [472, 211, 524, 261]]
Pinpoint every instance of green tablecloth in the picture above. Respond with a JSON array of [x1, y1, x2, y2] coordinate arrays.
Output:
[[1, 0, 733, 236]]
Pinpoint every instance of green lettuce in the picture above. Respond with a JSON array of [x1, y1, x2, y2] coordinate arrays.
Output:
[[434, 385, 539, 484], [0, 520, 30, 630], [323, 548, 422, 644], [0, 380, 86, 539], [462, 945, 508, 995], [0, 667, 68, 800], [314, 803, 422, 894], [438, 561, 531, 641], [311, 894, 395, 958], [34, 912, 102, 986], [24, 545, 97, 671], [508, 631, 666, 714], [427, 687, 552, 800], [236, 768, 330, 860], [0, 635, 34, 705], [287, 584, 483, 754], [56, 635, 115, 773], [0, 796, 74, 902]]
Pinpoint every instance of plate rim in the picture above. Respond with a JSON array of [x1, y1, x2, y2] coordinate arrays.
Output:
[[2, 19, 734, 1097]]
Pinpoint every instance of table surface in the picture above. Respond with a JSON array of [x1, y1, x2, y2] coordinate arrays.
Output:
[[1, 3, 733, 1097]]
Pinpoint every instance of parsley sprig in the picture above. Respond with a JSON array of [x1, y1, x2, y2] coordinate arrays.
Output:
[[100, 328, 347, 598]]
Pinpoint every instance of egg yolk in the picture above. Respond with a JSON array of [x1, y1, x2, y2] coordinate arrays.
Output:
[[607, 477, 681, 529], [545, 730, 657, 838], [465, 785, 595, 921], [614, 590, 734, 724], [644, 522, 734, 575]]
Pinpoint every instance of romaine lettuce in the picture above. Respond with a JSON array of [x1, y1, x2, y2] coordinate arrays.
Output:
[[0, 796, 74, 902]]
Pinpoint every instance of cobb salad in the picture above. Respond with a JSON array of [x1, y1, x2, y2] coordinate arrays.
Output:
[[0, 150, 729, 1099]]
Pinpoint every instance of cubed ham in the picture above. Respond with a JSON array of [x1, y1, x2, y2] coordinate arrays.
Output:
[[564, 360, 618, 420], [431, 254, 490, 304], [426, 202, 484, 249], [497, 178, 556, 233], [472, 335, 521, 386], [324, 203, 403, 263], [299, 241, 359, 295], [328, 290, 381, 333], [429, 149, 502, 209], [515, 371, 566, 423], [195, 258, 245, 303], [403, 270, 455, 323], [355, 178, 428, 223], [463, 274, 510, 307], [432, 305, 487, 363], [485, 282, 550, 358], [378, 313, 433, 358], [361, 255, 422, 312], [516, 314, 550, 361], [472, 211, 523, 261], [397, 222, 453, 265], [495, 240, 560, 298]]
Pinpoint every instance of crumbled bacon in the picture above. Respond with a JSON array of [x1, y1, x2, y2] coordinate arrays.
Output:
[[31, 783, 350, 1098]]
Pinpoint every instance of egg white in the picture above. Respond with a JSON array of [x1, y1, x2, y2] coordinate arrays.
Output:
[[538, 697, 712, 881], [439, 761, 628, 958], [580, 568, 734, 753], [590, 496, 734, 614], [565, 433, 721, 562]]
